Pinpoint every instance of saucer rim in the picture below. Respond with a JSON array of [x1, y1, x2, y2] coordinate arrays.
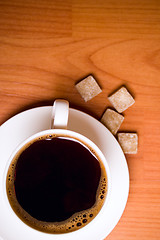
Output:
[[0, 106, 129, 240]]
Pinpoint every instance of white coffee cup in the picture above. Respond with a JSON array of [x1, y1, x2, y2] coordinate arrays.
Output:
[[3, 99, 111, 238]]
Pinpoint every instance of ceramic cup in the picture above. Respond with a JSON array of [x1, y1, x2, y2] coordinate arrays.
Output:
[[3, 99, 111, 237]]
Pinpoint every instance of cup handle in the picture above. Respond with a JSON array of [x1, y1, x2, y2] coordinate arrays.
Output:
[[51, 99, 69, 129]]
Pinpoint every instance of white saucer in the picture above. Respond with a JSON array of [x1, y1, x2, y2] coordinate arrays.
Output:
[[0, 107, 129, 240]]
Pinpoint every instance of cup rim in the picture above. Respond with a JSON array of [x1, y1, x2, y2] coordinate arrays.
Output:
[[3, 128, 111, 235]]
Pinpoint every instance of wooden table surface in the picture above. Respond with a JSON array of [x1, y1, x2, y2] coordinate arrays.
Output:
[[0, 0, 160, 239]]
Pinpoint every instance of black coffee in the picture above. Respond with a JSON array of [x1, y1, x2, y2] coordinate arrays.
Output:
[[6, 134, 107, 233]]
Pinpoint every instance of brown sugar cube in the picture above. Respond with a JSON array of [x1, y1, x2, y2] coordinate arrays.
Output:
[[118, 133, 138, 154], [101, 109, 124, 135], [75, 75, 102, 102], [108, 87, 135, 113]]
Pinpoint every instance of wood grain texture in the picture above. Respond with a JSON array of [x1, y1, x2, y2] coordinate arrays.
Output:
[[0, 0, 160, 239]]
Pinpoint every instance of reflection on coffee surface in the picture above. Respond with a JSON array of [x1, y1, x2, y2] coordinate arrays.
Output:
[[6, 134, 107, 233]]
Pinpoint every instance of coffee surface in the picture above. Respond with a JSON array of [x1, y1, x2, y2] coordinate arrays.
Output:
[[7, 135, 107, 233]]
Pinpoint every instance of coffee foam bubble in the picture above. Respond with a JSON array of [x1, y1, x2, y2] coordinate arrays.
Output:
[[6, 134, 108, 233]]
